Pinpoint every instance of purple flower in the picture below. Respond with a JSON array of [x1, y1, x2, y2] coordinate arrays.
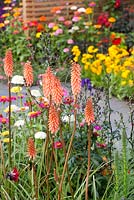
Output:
[[81, 78, 92, 91], [94, 125, 102, 131]]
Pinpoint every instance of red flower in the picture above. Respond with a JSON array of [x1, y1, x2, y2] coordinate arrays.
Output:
[[112, 38, 121, 45], [53, 141, 63, 149], [6, 167, 19, 182], [114, 0, 121, 9]]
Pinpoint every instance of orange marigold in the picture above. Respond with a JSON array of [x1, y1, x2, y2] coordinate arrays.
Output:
[[23, 61, 33, 86], [27, 137, 36, 159], [71, 62, 81, 98], [52, 76, 63, 105], [85, 98, 95, 126], [48, 104, 59, 134], [4, 49, 13, 77], [42, 67, 54, 99]]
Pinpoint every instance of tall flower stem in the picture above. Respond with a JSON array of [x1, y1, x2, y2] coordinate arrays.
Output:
[[58, 102, 77, 200], [85, 126, 92, 200], [58, 109, 74, 199], [8, 77, 12, 168], [0, 140, 6, 177], [32, 161, 38, 200]]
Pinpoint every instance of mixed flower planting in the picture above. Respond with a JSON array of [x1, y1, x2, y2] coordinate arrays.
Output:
[[0, 0, 134, 199], [0, 0, 134, 99]]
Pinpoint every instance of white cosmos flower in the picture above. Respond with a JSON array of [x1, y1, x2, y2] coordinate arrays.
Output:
[[14, 119, 25, 127], [62, 115, 75, 123], [4, 105, 19, 113], [70, 6, 77, 10], [35, 132, 47, 139], [77, 7, 86, 13], [11, 75, 24, 85], [72, 26, 79, 31], [31, 89, 41, 97]]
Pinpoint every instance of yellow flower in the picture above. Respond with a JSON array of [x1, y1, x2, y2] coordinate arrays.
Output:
[[36, 32, 42, 38], [108, 17, 116, 23], [85, 8, 93, 14], [11, 86, 22, 93], [129, 80, 133, 87], [94, 24, 101, 29], [121, 70, 130, 79], [53, 25, 59, 31], [3, 138, 11, 143], [13, 12, 21, 17], [0, 23, 5, 28], [121, 81, 126, 86], [1, 131, 9, 136], [4, 0, 11, 3], [84, 64, 89, 70], [2, 13, 10, 17]]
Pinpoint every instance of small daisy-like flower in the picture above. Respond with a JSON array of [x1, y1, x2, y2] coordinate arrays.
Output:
[[11, 86, 22, 93], [0, 117, 9, 124], [11, 75, 24, 85], [27, 137, 36, 159], [14, 119, 25, 128], [3, 138, 12, 143], [1, 131, 9, 136], [4, 105, 19, 113], [35, 131, 47, 139], [17, 106, 29, 112], [0, 96, 9, 103], [63, 96, 73, 104], [28, 111, 41, 118], [31, 89, 41, 97]]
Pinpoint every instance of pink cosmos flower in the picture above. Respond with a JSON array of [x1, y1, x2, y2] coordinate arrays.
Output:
[[72, 16, 80, 22], [67, 39, 74, 44], [63, 48, 70, 53], [54, 28, 63, 35], [62, 87, 69, 97], [58, 16, 65, 22], [64, 20, 72, 27], [48, 22, 55, 28], [89, 2, 96, 7]]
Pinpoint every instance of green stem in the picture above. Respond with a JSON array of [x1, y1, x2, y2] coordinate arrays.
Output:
[[8, 77, 12, 168], [85, 126, 91, 200], [58, 100, 77, 200]]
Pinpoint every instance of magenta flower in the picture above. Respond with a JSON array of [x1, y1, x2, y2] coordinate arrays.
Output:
[[53, 141, 63, 149], [6, 167, 19, 182], [94, 125, 102, 131], [0, 96, 9, 103], [89, 2, 96, 7]]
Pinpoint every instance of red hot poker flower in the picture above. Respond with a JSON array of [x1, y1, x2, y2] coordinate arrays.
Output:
[[23, 61, 33, 86], [27, 137, 36, 159], [4, 49, 13, 77], [85, 98, 95, 126]]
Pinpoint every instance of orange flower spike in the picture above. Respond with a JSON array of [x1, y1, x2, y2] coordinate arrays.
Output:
[[23, 61, 33, 86], [42, 67, 55, 99], [71, 62, 81, 98], [27, 137, 36, 159], [48, 104, 59, 134], [4, 49, 13, 77], [52, 76, 63, 105], [85, 98, 95, 126]]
